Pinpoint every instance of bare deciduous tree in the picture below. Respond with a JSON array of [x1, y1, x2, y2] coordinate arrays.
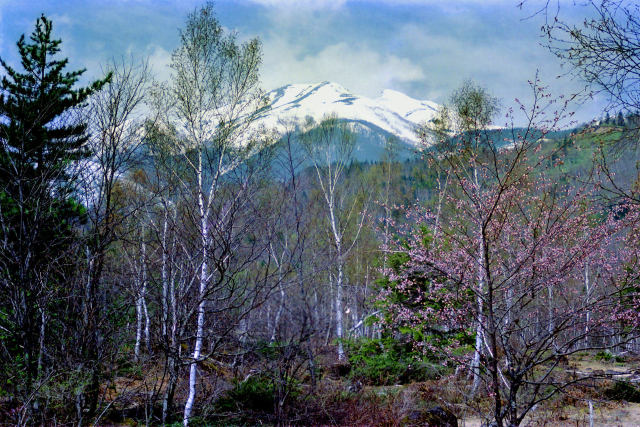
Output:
[[79, 56, 150, 417]]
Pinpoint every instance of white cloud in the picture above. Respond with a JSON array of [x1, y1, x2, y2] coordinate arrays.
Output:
[[248, 0, 519, 7], [0, 3, 4, 54], [146, 44, 172, 83], [50, 13, 72, 25], [394, 22, 568, 102], [260, 37, 425, 96], [248, 0, 347, 10]]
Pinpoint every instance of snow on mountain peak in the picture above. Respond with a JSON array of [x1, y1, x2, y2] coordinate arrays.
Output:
[[255, 82, 439, 146]]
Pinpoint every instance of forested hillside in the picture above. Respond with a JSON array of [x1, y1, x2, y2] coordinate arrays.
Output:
[[2, 2, 640, 426]]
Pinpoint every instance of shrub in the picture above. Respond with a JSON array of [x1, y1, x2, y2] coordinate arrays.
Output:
[[345, 337, 445, 385], [603, 381, 640, 402], [215, 375, 275, 414], [594, 351, 625, 363], [595, 351, 613, 362]]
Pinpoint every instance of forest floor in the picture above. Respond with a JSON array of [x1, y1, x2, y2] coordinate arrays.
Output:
[[320, 350, 640, 426], [462, 402, 640, 426], [93, 350, 640, 426], [459, 352, 640, 426]]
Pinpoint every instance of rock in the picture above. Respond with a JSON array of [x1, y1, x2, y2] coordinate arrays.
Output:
[[346, 380, 363, 393], [425, 406, 458, 426], [404, 406, 458, 426], [328, 361, 351, 377], [628, 374, 640, 383]]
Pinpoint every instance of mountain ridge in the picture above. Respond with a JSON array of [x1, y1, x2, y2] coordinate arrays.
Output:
[[253, 82, 440, 156]]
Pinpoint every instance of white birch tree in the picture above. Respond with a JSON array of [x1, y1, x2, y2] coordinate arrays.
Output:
[[422, 81, 499, 393], [302, 115, 368, 361], [158, 4, 267, 424]]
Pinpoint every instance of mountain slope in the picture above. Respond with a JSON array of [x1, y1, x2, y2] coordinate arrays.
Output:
[[253, 82, 440, 160]]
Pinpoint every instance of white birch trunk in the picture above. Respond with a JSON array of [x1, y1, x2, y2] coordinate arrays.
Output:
[[505, 286, 513, 327], [470, 166, 485, 394], [433, 171, 450, 242], [585, 261, 591, 347], [270, 245, 285, 342], [161, 213, 169, 339], [184, 152, 208, 426], [351, 282, 358, 337], [328, 195, 346, 360], [170, 231, 178, 350], [143, 293, 150, 354], [325, 273, 334, 346], [163, 235, 179, 423], [134, 286, 142, 363], [336, 263, 345, 360], [470, 293, 484, 392], [142, 238, 150, 353], [271, 282, 285, 342]]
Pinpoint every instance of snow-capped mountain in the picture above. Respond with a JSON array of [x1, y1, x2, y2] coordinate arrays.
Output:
[[254, 81, 439, 160]]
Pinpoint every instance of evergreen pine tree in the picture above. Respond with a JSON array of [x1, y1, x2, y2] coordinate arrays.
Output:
[[0, 14, 109, 404]]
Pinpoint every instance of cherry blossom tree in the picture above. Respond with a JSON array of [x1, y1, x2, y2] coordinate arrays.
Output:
[[379, 80, 640, 426]]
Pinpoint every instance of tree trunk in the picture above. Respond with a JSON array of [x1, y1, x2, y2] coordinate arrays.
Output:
[[37, 307, 46, 377], [470, 166, 486, 395], [161, 213, 169, 339], [162, 254, 179, 425], [184, 153, 208, 426], [584, 261, 591, 348], [336, 263, 345, 360], [135, 285, 142, 363], [142, 238, 150, 354]]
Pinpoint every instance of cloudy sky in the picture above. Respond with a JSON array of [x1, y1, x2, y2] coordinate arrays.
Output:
[[0, 0, 605, 124]]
